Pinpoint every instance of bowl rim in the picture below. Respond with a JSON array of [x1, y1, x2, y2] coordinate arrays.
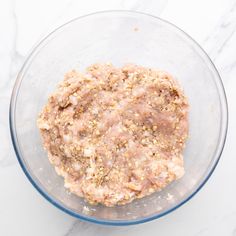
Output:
[[9, 10, 228, 226]]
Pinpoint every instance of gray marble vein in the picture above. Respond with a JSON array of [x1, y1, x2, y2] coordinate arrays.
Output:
[[0, 0, 24, 168], [203, 0, 236, 61], [64, 220, 132, 236]]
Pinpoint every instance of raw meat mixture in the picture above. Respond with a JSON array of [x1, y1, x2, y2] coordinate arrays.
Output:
[[37, 63, 189, 206]]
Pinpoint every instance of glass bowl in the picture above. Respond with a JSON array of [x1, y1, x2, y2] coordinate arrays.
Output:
[[9, 10, 228, 225]]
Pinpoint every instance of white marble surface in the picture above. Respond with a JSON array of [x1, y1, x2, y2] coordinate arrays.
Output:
[[1, 0, 236, 235]]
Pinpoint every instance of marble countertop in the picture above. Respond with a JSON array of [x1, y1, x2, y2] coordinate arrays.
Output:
[[1, 0, 236, 235]]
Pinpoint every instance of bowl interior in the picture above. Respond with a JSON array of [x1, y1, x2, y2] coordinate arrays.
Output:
[[11, 11, 227, 224]]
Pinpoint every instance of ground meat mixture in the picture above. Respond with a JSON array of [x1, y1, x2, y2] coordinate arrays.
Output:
[[37, 63, 189, 206]]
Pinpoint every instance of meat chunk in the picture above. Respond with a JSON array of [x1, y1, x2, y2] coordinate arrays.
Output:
[[37, 63, 189, 206]]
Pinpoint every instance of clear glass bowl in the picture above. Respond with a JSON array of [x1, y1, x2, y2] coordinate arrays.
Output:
[[10, 11, 228, 225]]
